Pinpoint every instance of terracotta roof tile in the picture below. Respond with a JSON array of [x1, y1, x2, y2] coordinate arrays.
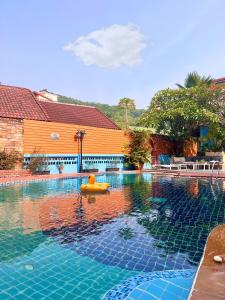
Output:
[[0, 85, 48, 121], [213, 77, 225, 84], [0, 85, 118, 129], [38, 100, 118, 129]]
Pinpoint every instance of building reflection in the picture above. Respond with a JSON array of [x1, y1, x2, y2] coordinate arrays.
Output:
[[1, 174, 220, 266], [0, 176, 204, 236], [0, 187, 131, 235]]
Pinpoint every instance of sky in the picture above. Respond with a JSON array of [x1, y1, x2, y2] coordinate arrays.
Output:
[[1, 0, 225, 109]]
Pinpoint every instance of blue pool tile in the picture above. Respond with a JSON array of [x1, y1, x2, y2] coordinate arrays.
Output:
[[160, 290, 180, 300], [129, 289, 144, 299], [164, 282, 184, 297], [138, 282, 164, 298], [181, 289, 191, 299], [104, 270, 196, 300], [168, 277, 193, 289], [152, 279, 168, 289], [129, 289, 159, 300]]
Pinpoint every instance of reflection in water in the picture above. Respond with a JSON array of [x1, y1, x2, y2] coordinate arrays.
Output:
[[0, 174, 224, 273]]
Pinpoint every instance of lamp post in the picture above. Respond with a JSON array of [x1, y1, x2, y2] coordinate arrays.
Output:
[[75, 130, 86, 172]]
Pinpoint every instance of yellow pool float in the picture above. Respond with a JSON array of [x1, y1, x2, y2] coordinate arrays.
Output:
[[80, 174, 110, 192]]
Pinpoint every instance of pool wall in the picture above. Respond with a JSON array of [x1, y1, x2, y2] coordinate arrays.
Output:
[[24, 154, 151, 174], [23, 153, 150, 174]]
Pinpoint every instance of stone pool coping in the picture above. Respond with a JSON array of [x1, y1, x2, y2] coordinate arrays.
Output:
[[0, 170, 140, 186], [188, 224, 225, 300]]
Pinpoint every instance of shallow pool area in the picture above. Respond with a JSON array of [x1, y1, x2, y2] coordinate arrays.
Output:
[[0, 173, 225, 299]]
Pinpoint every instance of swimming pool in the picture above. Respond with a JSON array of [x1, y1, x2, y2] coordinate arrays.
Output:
[[0, 173, 224, 299]]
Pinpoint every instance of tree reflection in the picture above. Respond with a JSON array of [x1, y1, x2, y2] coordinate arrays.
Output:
[[137, 178, 225, 264]]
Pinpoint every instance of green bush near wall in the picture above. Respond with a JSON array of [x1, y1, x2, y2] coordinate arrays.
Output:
[[0, 150, 22, 170]]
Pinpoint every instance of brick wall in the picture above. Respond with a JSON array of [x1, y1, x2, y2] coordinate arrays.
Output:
[[0, 117, 23, 153]]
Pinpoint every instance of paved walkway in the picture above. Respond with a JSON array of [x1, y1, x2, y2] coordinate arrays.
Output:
[[189, 225, 225, 300], [144, 169, 225, 179], [178, 170, 225, 179]]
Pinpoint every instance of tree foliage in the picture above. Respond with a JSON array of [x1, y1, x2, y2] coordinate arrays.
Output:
[[118, 97, 136, 109], [118, 97, 136, 129], [176, 71, 213, 88], [139, 84, 225, 144], [124, 130, 152, 169], [0, 150, 22, 170]]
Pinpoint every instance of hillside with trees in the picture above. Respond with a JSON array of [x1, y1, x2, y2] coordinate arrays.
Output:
[[58, 95, 145, 129]]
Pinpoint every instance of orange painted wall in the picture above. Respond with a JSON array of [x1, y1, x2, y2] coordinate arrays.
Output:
[[24, 119, 129, 154]]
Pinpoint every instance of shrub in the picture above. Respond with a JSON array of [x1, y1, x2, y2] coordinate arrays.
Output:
[[0, 150, 22, 170], [28, 156, 49, 174], [124, 130, 151, 169]]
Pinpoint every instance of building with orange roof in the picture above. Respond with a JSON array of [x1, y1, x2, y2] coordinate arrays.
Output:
[[0, 84, 129, 173]]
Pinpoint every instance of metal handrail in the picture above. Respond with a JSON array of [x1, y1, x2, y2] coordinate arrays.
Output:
[[210, 160, 221, 179]]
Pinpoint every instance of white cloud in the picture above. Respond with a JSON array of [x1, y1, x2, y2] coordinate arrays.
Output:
[[63, 24, 146, 69]]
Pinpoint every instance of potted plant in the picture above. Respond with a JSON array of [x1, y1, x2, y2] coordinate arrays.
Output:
[[57, 162, 64, 174], [28, 156, 50, 175], [83, 161, 99, 173], [124, 130, 151, 170], [125, 149, 151, 170], [106, 160, 120, 171]]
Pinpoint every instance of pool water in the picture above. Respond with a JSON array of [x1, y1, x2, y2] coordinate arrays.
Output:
[[0, 173, 225, 299]]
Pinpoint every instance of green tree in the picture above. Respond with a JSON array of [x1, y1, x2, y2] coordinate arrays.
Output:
[[139, 84, 225, 143], [200, 124, 225, 151], [124, 130, 152, 169], [118, 97, 136, 129], [176, 71, 213, 88]]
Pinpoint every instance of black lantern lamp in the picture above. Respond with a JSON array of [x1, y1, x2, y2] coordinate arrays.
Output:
[[75, 130, 86, 172]]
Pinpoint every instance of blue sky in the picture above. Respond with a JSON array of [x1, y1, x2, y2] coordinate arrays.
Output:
[[1, 0, 225, 108]]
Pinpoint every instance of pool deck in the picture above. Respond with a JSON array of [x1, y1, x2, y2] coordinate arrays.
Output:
[[189, 224, 225, 300], [1, 169, 225, 186], [143, 169, 225, 179]]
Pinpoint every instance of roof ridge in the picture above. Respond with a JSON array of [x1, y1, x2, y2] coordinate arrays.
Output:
[[38, 98, 97, 108], [33, 97, 50, 121], [39, 89, 110, 109], [0, 84, 33, 91], [92, 107, 119, 129], [22, 90, 50, 121]]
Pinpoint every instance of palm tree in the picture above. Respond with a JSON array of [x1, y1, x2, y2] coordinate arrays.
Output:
[[176, 72, 213, 88], [118, 97, 136, 129]]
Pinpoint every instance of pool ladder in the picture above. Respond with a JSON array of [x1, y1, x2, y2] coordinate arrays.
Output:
[[210, 160, 221, 180]]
